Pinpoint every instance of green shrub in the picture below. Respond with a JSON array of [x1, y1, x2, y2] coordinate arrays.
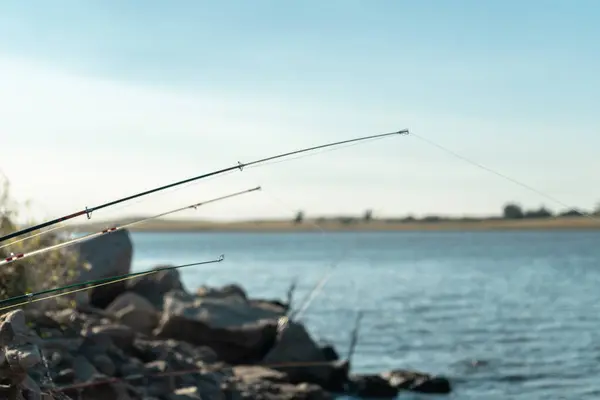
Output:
[[0, 178, 81, 309]]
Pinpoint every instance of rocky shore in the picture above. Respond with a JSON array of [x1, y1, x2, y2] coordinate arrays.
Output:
[[0, 229, 452, 399]]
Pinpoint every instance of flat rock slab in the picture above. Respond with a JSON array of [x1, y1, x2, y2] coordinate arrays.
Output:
[[381, 369, 452, 394]]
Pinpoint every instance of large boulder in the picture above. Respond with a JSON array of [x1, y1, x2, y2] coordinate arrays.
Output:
[[75, 229, 133, 308], [153, 289, 283, 363], [153, 313, 278, 364]]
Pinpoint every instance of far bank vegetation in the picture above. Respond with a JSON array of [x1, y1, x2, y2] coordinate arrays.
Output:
[[70, 202, 600, 232]]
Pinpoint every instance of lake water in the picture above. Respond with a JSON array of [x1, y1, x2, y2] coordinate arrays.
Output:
[[127, 230, 600, 400]]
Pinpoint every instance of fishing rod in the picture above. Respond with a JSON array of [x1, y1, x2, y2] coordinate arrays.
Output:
[[0, 186, 260, 251], [0, 186, 260, 266], [0, 130, 409, 243], [0, 256, 224, 311], [0, 224, 64, 251]]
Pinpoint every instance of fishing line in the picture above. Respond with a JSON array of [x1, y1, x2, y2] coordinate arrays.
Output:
[[0, 130, 408, 243], [0, 187, 260, 267], [257, 190, 359, 323], [289, 267, 337, 321], [0, 256, 224, 312], [260, 192, 335, 321], [410, 132, 600, 222], [245, 133, 396, 170]]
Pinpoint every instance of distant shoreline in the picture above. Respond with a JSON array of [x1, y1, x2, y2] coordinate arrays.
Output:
[[66, 216, 600, 233]]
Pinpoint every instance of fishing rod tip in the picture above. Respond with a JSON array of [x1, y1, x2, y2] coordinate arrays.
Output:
[[395, 129, 410, 135], [218, 254, 225, 261], [254, 186, 262, 191]]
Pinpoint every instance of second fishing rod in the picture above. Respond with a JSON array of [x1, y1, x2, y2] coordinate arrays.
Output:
[[0, 186, 260, 267], [0, 129, 409, 243]]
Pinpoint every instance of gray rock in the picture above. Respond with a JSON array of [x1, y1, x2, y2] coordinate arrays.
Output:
[[92, 354, 116, 376], [79, 383, 134, 400], [169, 386, 202, 399], [233, 366, 288, 384], [153, 313, 278, 364], [117, 305, 159, 335], [4, 309, 27, 332], [162, 290, 283, 329], [80, 329, 114, 356], [144, 360, 168, 373], [231, 366, 334, 400], [197, 284, 247, 302], [75, 228, 133, 308], [197, 371, 228, 399], [53, 368, 75, 384], [2, 310, 40, 346], [248, 299, 288, 314], [146, 381, 174, 398], [5, 344, 42, 371], [72, 355, 99, 382], [127, 266, 185, 308], [261, 321, 333, 385], [47, 351, 62, 367], [106, 292, 159, 334], [143, 360, 175, 396], [106, 292, 157, 314], [40, 337, 83, 353], [0, 320, 15, 346], [47, 308, 78, 325], [22, 310, 62, 330], [90, 324, 135, 349], [348, 374, 398, 398], [165, 340, 219, 365], [21, 374, 44, 400], [380, 369, 452, 394], [119, 359, 145, 377]]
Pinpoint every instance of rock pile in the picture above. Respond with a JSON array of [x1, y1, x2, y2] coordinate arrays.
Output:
[[0, 229, 452, 399]]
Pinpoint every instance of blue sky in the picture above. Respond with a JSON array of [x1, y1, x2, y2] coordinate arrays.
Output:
[[0, 1, 598, 222]]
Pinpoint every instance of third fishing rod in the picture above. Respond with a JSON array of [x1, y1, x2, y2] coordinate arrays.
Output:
[[0, 129, 409, 243]]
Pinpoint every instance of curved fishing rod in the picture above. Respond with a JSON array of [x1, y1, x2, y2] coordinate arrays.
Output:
[[0, 186, 260, 266], [0, 130, 409, 243], [0, 256, 224, 311]]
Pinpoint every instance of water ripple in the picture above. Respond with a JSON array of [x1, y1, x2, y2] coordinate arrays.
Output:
[[130, 230, 600, 399]]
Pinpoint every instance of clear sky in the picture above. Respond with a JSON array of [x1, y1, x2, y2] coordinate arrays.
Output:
[[0, 1, 598, 222]]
